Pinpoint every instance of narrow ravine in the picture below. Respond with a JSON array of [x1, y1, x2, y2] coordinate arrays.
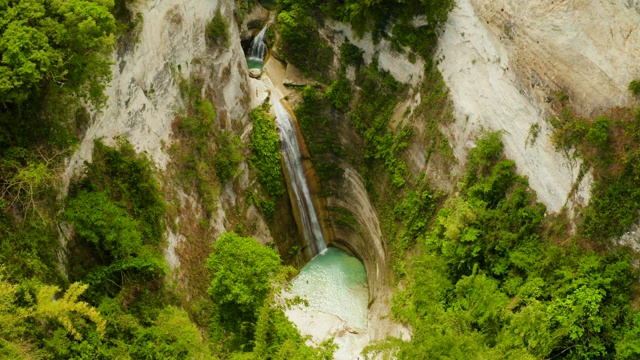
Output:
[[249, 21, 327, 258], [246, 24, 372, 358]]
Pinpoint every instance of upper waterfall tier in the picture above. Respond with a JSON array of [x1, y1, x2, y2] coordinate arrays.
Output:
[[248, 24, 269, 68]]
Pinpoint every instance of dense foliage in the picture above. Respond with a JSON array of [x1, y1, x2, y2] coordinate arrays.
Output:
[[275, 0, 334, 82], [171, 76, 244, 216], [249, 104, 287, 219], [249, 105, 286, 198], [295, 85, 346, 191], [207, 232, 335, 358], [65, 139, 166, 298], [367, 132, 640, 359], [274, 0, 453, 81], [0, 0, 116, 105], [207, 232, 283, 345], [551, 105, 640, 245], [351, 62, 411, 188]]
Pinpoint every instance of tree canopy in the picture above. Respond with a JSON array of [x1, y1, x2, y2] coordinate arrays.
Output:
[[0, 0, 116, 106], [207, 232, 283, 327]]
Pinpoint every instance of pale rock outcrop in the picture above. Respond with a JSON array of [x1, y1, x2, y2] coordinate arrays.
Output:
[[618, 218, 640, 252], [62, 0, 259, 271], [249, 68, 262, 78], [324, 20, 426, 87], [283, 63, 317, 86], [436, 0, 591, 213], [472, 0, 640, 117], [64, 0, 249, 179], [437, 0, 640, 213]]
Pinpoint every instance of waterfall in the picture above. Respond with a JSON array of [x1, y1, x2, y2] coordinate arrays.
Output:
[[248, 24, 268, 69], [271, 92, 327, 257]]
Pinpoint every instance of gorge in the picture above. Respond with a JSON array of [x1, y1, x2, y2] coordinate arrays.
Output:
[[2, 0, 640, 358]]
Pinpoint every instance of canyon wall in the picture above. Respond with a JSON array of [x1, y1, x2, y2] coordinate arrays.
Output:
[[62, 0, 640, 356], [436, 0, 640, 213]]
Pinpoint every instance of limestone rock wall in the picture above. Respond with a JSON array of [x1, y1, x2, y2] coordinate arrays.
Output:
[[436, 0, 591, 213], [62, 0, 269, 273], [64, 0, 250, 177], [472, 0, 640, 117]]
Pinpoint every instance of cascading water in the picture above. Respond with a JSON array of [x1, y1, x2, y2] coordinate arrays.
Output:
[[247, 24, 269, 70], [270, 92, 327, 258], [261, 67, 368, 337]]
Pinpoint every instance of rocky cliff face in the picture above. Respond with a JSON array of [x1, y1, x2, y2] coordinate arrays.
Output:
[[62, 0, 268, 276], [473, 0, 640, 117], [436, 0, 640, 214], [63, 0, 640, 356], [65, 0, 249, 175]]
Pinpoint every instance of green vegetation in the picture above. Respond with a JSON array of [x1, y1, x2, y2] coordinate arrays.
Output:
[[171, 76, 244, 216], [206, 9, 229, 46], [0, 0, 116, 106], [1, 139, 216, 359], [249, 104, 287, 219], [367, 132, 640, 359], [0, 0, 118, 201], [214, 130, 244, 182], [324, 77, 352, 110], [295, 85, 346, 192], [351, 62, 411, 188], [629, 80, 640, 96], [340, 40, 364, 67], [207, 232, 284, 344], [0, 1, 334, 358], [551, 106, 640, 245], [207, 232, 336, 358], [249, 105, 286, 198], [233, 0, 254, 23], [275, 0, 453, 82], [0, 277, 107, 357], [65, 139, 166, 299], [276, 1, 334, 82], [5, 1, 640, 359], [407, 59, 455, 165]]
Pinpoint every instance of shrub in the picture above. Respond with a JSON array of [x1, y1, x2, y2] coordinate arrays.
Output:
[[276, 8, 333, 82], [249, 106, 286, 198], [213, 130, 243, 182], [207, 232, 282, 339], [78, 139, 165, 245], [64, 190, 143, 259], [629, 80, 640, 96], [324, 77, 352, 110], [206, 10, 229, 46], [585, 116, 610, 149], [340, 40, 364, 67]]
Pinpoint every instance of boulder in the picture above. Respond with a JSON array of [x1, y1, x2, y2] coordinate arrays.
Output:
[[249, 68, 262, 78]]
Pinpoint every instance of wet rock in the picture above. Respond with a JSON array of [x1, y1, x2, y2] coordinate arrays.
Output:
[[249, 68, 262, 78]]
